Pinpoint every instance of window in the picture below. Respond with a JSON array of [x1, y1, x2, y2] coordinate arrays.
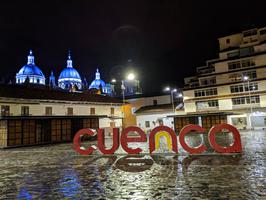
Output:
[[243, 71, 257, 80], [243, 29, 257, 37], [208, 100, 219, 107], [227, 51, 239, 58], [230, 85, 244, 93], [90, 107, 95, 115], [45, 107, 52, 115], [240, 47, 254, 57], [205, 88, 218, 96], [260, 29, 266, 35], [1, 105, 10, 116], [229, 73, 242, 82], [110, 107, 115, 115], [196, 100, 219, 109], [246, 95, 260, 104], [232, 95, 260, 105], [21, 106, 29, 116], [195, 88, 217, 97], [67, 107, 73, 115], [145, 121, 150, 128], [194, 90, 205, 97], [153, 99, 158, 105], [226, 38, 230, 44], [228, 61, 241, 70], [231, 83, 258, 93], [244, 82, 258, 91], [241, 59, 255, 68], [200, 77, 216, 86]]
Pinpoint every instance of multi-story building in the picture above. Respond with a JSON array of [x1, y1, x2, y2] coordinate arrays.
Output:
[[183, 27, 266, 130]]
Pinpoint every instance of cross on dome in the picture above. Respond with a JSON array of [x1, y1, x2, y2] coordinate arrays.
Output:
[[95, 68, 100, 80], [67, 50, 73, 68], [27, 49, 35, 65]]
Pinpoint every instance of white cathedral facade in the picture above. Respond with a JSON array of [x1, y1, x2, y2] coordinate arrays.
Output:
[[15, 50, 113, 95]]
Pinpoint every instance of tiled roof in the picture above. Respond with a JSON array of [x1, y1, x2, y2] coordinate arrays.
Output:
[[0, 84, 123, 104]]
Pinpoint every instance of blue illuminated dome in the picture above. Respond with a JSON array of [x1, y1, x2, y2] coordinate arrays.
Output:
[[89, 68, 106, 90], [16, 50, 46, 85], [58, 51, 82, 90]]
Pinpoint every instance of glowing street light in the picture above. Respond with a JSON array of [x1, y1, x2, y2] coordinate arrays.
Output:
[[164, 86, 177, 113], [127, 73, 135, 80], [243, 76, 249, 81], [111, 79, 116, 83], [178, 93, 183, 98]]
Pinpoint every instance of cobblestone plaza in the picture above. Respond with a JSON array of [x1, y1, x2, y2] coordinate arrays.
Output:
[[0, 130, 265, 199]]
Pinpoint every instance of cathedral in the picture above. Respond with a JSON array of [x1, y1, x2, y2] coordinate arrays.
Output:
[[16, 50, 114, 95]]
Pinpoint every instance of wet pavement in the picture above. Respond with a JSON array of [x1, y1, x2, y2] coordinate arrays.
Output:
[[0, 130, 265, 200]]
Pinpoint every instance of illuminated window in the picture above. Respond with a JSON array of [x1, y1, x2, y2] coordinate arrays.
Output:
[[243, 70, 257, 80]]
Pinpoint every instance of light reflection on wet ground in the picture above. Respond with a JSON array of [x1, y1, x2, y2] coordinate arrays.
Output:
[[0, 130, 265, 199]]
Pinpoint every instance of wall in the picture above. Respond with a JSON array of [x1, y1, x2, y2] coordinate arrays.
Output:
[[136, 112, 174, 133], [0, 98, 123, 129]]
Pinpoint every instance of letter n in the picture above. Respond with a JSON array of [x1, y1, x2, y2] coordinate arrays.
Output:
[[149, 126, 178, 154]]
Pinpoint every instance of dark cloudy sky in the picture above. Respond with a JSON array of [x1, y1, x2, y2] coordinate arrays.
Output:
[[0, 0, 265, 95]]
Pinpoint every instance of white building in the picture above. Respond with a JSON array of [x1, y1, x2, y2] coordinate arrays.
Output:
[[127, 95, 184, 132], [0, 84, 123, 148], [183, 27, 266, 130]]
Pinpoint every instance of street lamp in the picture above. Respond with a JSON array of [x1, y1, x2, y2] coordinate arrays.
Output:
[[111, 79, 116, 83], [127, 73, 135, 81], [243, 75, 253, 129], [112, 73, 136, 105], [164, 87, 177, 113]]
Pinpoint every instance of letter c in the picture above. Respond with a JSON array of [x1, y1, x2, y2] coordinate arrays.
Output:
[[73, 128, 96, 155], [179, 124, 207, 154]]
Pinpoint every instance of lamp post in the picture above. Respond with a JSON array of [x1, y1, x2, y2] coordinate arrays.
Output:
[[243, 75, 253, 129], [112, 73, 135, 102], [164, 87, 178, 114]]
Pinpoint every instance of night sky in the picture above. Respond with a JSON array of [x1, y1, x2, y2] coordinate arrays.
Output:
[[0, 0, 266, 95]]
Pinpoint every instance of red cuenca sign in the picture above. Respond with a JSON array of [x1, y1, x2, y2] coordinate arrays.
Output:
[[73, 123, 242, 155]]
